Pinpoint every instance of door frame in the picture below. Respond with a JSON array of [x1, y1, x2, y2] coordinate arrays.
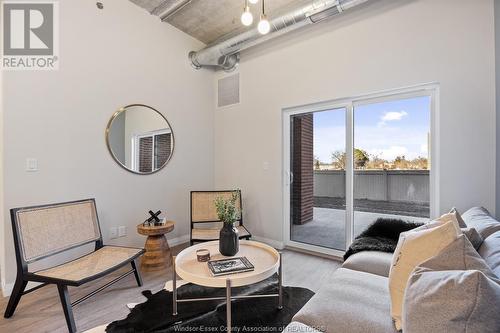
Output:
[[282, 83, 440, 257]]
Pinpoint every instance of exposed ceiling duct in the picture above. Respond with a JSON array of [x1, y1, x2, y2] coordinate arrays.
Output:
[[189, 0, 370, 71], [154, 0, 192, 21]]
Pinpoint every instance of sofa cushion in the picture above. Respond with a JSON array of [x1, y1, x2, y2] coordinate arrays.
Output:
[[342, 251, 393, 277], [292, 268, 397, 333], [283, 321, 323, 333], [479, 231, 500, 277], [389, 220, 461, 330], [403, 235, 500, 332], [462, 207, 500, 239]]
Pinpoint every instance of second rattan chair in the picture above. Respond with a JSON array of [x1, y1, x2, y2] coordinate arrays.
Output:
[[190, 190, 251, 245]]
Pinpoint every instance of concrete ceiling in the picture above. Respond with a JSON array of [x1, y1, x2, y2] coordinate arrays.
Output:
[[130, 0, 313, 44]]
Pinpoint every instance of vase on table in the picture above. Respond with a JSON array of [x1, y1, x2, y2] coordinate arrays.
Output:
[[219, 223, 239, 256]]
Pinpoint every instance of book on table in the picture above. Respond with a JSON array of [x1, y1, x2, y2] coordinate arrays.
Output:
[[207, 257, 255, 276]]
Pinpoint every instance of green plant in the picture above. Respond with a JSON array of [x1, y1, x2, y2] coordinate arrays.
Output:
[[215, 192, 241, 225]]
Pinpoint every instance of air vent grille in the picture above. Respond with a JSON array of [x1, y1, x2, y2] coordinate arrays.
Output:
[[217, 73, 240, 108]]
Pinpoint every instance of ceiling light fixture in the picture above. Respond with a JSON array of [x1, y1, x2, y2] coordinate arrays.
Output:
[[241, 0, 253, 26], [249, 0, 259, 4], [257, 0, 270, 35]]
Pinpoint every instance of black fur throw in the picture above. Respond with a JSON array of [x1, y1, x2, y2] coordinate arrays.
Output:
[[343, 218, 423, 261]]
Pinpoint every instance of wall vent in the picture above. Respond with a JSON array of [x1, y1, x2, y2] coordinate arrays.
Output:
[[217, 73, 240, 108]]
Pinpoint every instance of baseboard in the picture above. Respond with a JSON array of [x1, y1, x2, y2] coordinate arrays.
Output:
[[168, 234, 190, 247], [1, 234, 276, 297], [2, 281, 42, 298], [0, 237, 193, 298], [251, 235, 284, 250], [2, 280, 13, 297]]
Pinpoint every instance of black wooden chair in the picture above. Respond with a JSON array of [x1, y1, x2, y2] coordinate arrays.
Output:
[[190, 190, 251, 245], [3, 198, 145, 333]]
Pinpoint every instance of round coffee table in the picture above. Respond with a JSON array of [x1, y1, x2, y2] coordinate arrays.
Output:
[[136, 221, 175, 271], [172, 240, 283, 331]]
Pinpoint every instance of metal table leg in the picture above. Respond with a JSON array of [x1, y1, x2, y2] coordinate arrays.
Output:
[[226, 278, 232, 332], [173, 256, 177, 316], [278, 252, 283, 310]]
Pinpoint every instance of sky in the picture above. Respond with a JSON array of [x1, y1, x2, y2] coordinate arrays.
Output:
[[313, 96, 430, 163]]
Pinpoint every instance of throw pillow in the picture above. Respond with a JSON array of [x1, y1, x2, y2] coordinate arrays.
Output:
[[461, 227, 483, 250], [412, 213, 482, 249], [449, 207, 467, 228], [403, 235, 500, 333], [389, 220, 461, 330], [412, 212, 460, 232]]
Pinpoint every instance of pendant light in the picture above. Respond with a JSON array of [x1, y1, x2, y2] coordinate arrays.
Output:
[[257, 0, 270, 35], [241, 0, 253, 26]]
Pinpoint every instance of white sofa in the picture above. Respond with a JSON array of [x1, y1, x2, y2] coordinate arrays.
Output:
[[284, 207, 500, 333]]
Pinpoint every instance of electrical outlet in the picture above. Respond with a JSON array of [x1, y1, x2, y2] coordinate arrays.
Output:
[[110, 227, 118, 239], [26, 158, 38, 172], [118, 226, 127, 237]]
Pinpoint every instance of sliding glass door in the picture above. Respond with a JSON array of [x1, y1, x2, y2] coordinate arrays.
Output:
[[353, 96, 431, 237], [284, 87, 436, 256], [289, 108, 347, 251]]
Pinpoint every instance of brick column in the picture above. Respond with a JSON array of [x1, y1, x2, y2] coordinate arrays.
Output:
[[291, 114, 314, 225]]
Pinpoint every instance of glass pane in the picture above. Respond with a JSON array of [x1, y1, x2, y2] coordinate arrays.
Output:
[[290, 108, 347, 251], [154, 133, 172, 169], [353, 96, 431, 238], [138, 136, 153, 173]]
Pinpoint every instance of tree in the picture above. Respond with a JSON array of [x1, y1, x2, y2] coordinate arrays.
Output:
[[331, 151, 346, 170], [314, 159, 321, 170], [331, 149, 370, 170], [366, 154, 387, 170], [354, 149, 369, 168]]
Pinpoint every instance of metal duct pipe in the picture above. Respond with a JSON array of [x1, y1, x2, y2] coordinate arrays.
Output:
[[189, 0, 370, 71], [150, 0, 192, 21]]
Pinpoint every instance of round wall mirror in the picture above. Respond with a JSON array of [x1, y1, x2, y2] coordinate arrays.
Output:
[[106, 104, 174, 174]]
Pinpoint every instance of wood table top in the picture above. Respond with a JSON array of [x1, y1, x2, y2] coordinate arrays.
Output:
[[175, 240, 279, 288], [137, 221, 175, 236]]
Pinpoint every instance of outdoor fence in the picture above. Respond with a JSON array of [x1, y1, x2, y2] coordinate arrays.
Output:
[[313, 170, 430, 204]]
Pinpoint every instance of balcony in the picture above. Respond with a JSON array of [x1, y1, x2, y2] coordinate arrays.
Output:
[[291, 170, 430, 250]]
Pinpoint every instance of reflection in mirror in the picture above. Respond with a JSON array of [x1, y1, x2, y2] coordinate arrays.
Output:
[[107, 104, 174, 174]]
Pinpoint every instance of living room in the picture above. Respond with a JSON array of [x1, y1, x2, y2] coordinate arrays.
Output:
[[0, 0, 499, 332]]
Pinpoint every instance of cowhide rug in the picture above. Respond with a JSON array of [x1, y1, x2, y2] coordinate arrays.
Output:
[[85, 275, 313, 333]]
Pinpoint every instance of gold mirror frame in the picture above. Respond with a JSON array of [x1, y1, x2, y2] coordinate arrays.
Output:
[[105, 104, 175, 175]]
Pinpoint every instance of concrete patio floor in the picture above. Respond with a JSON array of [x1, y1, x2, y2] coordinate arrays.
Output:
[[291, 207, 429, 251]]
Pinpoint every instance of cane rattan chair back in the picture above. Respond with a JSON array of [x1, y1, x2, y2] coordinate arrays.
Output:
[[12, 199, 101, 264], [190, 190, 251, 244]]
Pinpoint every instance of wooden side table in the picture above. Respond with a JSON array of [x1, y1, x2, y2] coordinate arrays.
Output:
[[137, 221, 175, 271]]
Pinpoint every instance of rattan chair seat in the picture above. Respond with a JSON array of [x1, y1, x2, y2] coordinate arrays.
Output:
[[33, 246, 142, 284]]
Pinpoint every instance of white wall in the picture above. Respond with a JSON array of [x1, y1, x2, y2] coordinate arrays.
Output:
[[1, 0, 214, 294], [214, 0, 496, 244], [496, 0, 500, 219], [0, 52, 4, 289]]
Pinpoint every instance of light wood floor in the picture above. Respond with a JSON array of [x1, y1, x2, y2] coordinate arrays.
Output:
[[0, 244, 342, 333]]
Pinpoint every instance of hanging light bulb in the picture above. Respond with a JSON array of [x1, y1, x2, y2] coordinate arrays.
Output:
[[249, 0, 259, 4], [258, 0, 270, 34], [241, 0, 253, 26]]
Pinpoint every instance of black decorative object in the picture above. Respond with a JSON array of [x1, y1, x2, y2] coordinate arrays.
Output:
[[214, 192, 242, 256], [344, 218, 423, 260], [106, 275, 314, 333], [143, 210, 162, 226], [219, 223, 239, 256]]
